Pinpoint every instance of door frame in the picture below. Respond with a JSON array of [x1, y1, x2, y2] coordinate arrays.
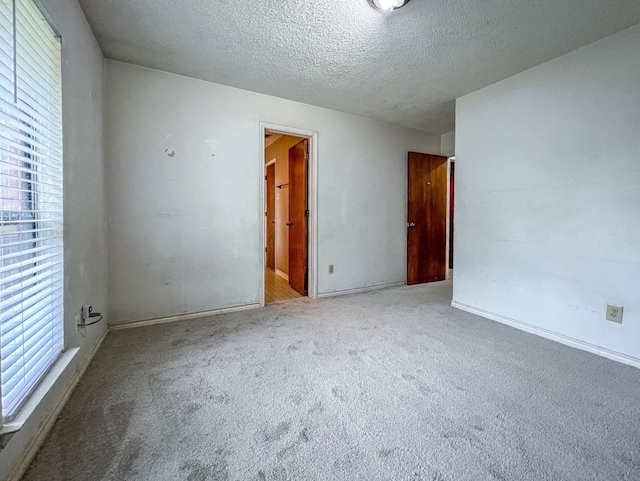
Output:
[[259, 122, 318, 306], [445, 156, 455, 280]]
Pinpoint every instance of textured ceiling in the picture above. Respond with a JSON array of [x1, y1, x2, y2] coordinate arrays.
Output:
[[78, 0, 640, 133]]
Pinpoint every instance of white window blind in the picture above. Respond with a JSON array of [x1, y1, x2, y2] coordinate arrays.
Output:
[[0, 0, 63, 422]]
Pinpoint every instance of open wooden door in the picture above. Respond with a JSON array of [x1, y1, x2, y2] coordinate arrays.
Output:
[[265, 162, 276, 270], [289, 139, 308, 295], [407, 152, 448, 285]]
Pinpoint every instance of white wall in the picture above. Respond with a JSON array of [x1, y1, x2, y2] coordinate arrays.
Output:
[[454, 24, 640, 364], [0, 0, 107, 479], [441, 131, 455, 157], [105, 61, 440, 323]]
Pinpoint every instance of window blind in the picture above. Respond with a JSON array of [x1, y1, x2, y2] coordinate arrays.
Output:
[[0, 0, 63, 422]]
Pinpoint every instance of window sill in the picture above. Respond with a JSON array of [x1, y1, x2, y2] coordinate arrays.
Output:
[[0, 347, 80, 441]]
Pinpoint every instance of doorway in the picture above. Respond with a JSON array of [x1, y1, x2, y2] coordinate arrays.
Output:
[[263, 128, 313, 304], [407, 152, 449, 285]]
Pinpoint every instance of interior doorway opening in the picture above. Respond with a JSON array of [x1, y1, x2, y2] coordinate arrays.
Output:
[[264, 130, 309, 304]]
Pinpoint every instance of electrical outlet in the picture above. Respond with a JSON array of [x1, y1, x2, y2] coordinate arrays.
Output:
[[606, 304, 623, 323], [76, 314, 82, 331], [328, 264, 334, 274], [82, 304, 93, 320]]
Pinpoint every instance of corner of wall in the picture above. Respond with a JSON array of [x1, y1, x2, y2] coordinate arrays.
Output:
[[440, 131, 455, 157]]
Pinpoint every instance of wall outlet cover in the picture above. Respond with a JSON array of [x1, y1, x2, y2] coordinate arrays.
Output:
[[606, 304, 623, 323], [329, 265, 334, 274]]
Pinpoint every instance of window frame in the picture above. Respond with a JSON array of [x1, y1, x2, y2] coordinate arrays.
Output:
[[0, 0, 64, 424]]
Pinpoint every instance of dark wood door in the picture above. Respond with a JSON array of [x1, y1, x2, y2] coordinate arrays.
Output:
[[407, 152, 448, 285], [266, 162, 276, 270], [289, 139, 308, 295]]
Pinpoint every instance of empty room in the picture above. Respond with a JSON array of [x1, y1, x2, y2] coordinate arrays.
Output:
[[0, 0, 639, 480]]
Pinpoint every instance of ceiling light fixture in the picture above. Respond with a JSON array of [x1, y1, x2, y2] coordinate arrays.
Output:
[[368, 0, 410, 12]]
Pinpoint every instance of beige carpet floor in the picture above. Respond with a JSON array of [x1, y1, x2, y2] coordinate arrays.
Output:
[[22, 281, 640, 480]]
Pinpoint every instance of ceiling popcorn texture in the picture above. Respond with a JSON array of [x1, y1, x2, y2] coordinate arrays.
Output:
[[78, 0, 640, 133]]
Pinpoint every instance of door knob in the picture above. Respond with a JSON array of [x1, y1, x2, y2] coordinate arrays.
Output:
[[286, 222, 292, 226], [407, 222, 416, 227], [271, 220, 276, 224]]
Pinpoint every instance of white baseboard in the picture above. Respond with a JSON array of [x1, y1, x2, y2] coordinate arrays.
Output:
[[110, 303, 261, 330], [6, 327, 109, 481], [317, 281, 405, 299], [451, 300, 640, 369], [275, 269, 289, 281]]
